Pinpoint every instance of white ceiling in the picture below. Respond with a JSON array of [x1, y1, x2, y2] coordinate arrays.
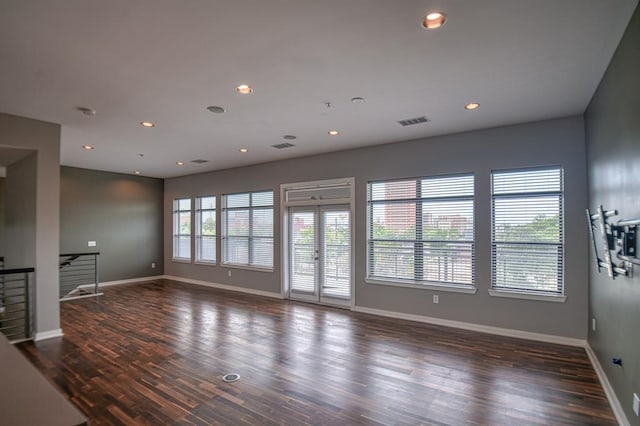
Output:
[[0, 1, 637, 178]]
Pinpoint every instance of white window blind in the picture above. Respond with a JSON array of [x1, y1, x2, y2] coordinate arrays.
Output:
[[196, 196, 216, 264], [491, 167, 563, 294], [173, 198, 192, 260], [367, 174, 475, 286], [222, 190, 274, 269]]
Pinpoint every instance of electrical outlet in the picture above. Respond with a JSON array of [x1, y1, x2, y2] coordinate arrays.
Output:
[[433, 294, 439, 304], [592, 318, 596, 332], [88, 241, 96, 247], [151, 262, 156, 269], [228, 270, 232, 277], [633, 393, 639, 416]]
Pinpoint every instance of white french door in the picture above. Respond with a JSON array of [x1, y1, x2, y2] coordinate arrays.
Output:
[[288, 205, 351, 306]]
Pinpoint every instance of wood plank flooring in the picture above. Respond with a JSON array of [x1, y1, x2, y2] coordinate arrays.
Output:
[[17, 279, 615, 425]]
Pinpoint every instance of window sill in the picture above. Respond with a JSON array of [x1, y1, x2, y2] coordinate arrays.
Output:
[[222, 263, 274, 273], [488, 289, 567, 303], [172, 258, 192, 264], [365, 278, 477, 294], [195, 261, 217, 267]]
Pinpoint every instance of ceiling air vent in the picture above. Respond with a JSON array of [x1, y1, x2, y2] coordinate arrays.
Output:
[[272, 142, 296, 149], [397, 116, 429, 127], [191, 159, 209, 164]]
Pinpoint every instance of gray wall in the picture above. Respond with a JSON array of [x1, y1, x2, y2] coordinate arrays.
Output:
[[0, 177, 5, 259], [60, 166, 164, 282], [4, 152, 37, 269], [0, 112, 61, 337], [585, 4, 640, 424], [165, 116, 589, 339]]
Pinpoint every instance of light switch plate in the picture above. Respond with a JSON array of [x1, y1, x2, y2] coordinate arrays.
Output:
[[88, 241, 96, 247]]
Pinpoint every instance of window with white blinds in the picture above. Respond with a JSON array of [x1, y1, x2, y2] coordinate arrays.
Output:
[[222, 190, 274, 269], [173, 198, 192, 261], [491, 167, 564, 294], [196, 195, 216, 264], [367, 174, 475, 287]]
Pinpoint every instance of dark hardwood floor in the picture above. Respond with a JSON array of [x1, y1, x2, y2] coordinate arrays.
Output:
[[17, 280, 615, 425]]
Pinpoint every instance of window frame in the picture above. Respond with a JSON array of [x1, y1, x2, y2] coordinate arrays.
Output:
[[221, 190, 274, 271], [172, 197, 192, 262], [490, 166, 566, 301], [365, 173, 476, 293], [195, 195, 217, 265]]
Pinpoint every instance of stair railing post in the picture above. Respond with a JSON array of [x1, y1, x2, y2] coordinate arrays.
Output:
[[94, 253, 99, 296], [24, 272, 31, 339]]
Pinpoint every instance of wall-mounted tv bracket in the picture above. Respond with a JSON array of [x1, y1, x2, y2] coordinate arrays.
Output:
[[586, 206, 640, 278]]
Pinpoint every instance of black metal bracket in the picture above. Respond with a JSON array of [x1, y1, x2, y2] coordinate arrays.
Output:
[[587, 206, 640, 279]]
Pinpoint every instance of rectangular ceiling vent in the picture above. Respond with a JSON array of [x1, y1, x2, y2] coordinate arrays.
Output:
[[272, 142, 296, 149], [397, 116, 429, 127], [191, 159, 209, 164]]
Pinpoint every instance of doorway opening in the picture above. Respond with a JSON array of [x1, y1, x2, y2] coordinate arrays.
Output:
[[281, 178, 354, 308]]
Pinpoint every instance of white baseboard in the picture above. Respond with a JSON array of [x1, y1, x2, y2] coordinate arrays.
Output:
[[585, 344, 630, 426], [163, 275, 284, 299], [100, 275, 166, 287], [60, 293, 104, 302], [77, 275, 165, 289], [351, 305, 587, 347], [34, 328, 64, 341]]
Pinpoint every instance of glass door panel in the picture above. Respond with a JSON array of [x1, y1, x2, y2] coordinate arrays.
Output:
[[290, 210, 317, 296], [320, 209, 351, 300]]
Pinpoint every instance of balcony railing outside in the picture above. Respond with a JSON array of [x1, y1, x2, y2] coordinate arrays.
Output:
[[291, 243, 350, 298], [368, 243, 473, 285]]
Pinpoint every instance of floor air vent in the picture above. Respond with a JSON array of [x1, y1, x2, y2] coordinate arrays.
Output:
[[397, 116, 429, 126], [272, 142, 296, 149], [222, 373, 240, 383]]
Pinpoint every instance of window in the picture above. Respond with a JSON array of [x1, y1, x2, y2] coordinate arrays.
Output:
[[491, 167, 563, 294], [222, 190, 274, 269], [196, 196, 216, 264], [367, 174, 475, 287], [173, 198, 192, 261]]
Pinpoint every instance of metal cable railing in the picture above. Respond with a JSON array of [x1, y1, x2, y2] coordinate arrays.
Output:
[[59, 252, 100, 300], [0, 266, 34, 342]]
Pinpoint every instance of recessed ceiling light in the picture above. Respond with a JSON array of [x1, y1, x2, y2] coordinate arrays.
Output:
[[82, 145, 94, 150], [464, 102, 480, 110], [134, 171, 141, 175], [235, 84, 253, 94], [239, 148, 249, 153], [328, 130, 339, 136], [76, 107, 96, 116], [207, 106, 226, 114], [140, 121, 155, 128], [351, 97, 365, 104], [422, 12, 446, 29], [176, 161, 184, 166]]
